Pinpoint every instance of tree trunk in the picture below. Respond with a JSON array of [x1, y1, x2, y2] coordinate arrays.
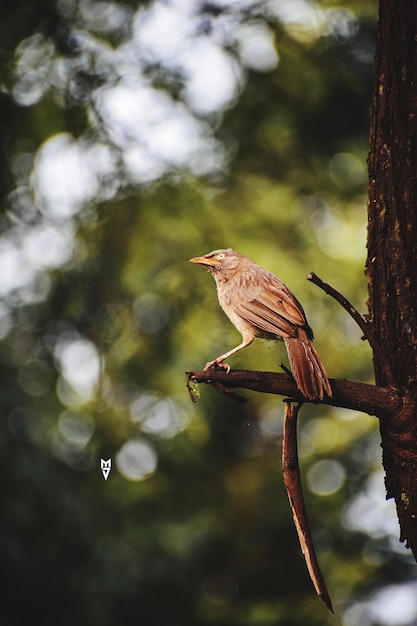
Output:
[[366, 0, 417, 557]]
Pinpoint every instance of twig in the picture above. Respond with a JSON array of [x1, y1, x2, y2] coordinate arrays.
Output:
[[212, 381, 248, 404], [307, 272, 397, 389], [282, 401, 333, 613], [279, 362, 294, 378], [307, 272, 370, 339]]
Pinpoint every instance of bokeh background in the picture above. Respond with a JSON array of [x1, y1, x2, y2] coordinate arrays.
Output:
[[1, 1, 417, 624]]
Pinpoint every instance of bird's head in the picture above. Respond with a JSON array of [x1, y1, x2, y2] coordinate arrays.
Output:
[[189, 249, 243, 274]]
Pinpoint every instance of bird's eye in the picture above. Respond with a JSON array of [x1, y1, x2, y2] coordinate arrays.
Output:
[[217, 253, 225, 259]]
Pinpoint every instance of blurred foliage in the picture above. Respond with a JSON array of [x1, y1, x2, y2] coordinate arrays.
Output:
[[1, 1, 416, 625]]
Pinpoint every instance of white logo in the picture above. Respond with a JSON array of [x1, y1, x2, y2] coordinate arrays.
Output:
[[101, 458, 111, 480]]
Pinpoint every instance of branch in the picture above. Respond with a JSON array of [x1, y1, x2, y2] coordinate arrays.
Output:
[[186, 369, 400, 421], [282, 402, 333, 612], [307, 272, 398, 389]]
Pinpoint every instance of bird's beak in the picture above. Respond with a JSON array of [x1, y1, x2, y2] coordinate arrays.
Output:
[[189, 255, 215, 266]]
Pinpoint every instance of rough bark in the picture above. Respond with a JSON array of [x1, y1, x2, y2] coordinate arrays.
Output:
[[366, 0, 417, 556]]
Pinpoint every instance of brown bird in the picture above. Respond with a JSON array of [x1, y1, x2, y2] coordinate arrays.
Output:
[[189, 248, 332, 401]]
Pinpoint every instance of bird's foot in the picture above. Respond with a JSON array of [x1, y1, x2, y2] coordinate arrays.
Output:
[[204, 360, 231, 373]]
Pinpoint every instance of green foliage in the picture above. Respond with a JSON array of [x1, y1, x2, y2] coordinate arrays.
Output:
[[1, 1, 415, 625]]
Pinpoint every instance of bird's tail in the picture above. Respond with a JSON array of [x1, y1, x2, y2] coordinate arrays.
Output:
[[284, 329, 332, 401]]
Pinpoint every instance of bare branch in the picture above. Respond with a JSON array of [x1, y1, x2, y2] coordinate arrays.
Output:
[[282, 402, 333, 613], [186, 368, 401, 421], [307, 272, 398, 389], [307, 272, 371, 339]]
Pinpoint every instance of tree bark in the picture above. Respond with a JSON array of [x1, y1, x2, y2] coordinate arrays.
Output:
[[366, 0, 417, 557]]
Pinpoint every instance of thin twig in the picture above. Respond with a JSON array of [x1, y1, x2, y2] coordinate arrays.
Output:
[[279, 362, 294, 378], [307, 272, 370, 339], [307, 272, 397, 389], [282, 401, 333, 613], [212, 381, 248, 404]]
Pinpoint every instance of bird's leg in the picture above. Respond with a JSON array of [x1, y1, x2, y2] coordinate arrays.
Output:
[[204, 337, 253, 373]]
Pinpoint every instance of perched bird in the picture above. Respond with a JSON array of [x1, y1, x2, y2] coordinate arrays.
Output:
[[189, 248, 332, 401]]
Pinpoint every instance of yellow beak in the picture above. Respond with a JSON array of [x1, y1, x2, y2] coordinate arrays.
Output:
[[189, 256, 215, 266]]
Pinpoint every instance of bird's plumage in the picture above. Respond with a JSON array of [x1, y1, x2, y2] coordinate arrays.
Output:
[[189, 248, 331, 400]]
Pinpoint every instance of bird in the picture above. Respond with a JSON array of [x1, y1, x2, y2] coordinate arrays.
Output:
[[189, 248, 332, 401]]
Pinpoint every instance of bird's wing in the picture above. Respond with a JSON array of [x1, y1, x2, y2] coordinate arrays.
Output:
[[236, 300, 296, 337], [233, 274, 307, 338]]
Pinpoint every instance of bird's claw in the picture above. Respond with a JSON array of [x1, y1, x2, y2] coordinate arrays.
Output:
[[204, 360, 231, 373]]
